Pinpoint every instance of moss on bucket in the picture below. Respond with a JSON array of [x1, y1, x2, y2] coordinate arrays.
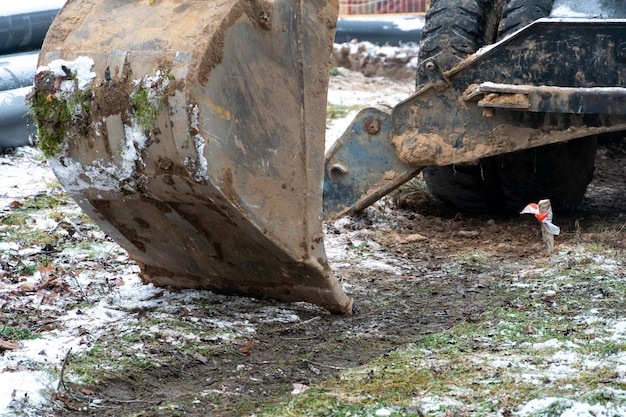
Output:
[[28, 75, 93, 159], [29, 64, 173, 160], [130, 85, 162, 133], [29, 89, 74, 158]]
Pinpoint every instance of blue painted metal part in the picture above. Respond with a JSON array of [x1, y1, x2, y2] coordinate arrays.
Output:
[[323, 105, 421, 220]]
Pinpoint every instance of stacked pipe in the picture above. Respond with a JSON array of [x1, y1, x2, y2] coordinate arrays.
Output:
[[0, 2, 64, 153]]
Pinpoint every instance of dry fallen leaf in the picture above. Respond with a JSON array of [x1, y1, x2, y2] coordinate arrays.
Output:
[[37, 264, 54, 277], [0, 339, 20, 351], [403, 233, 428, 243], [192, 352, 208, 364], [54, 391, 79, 410], [239, 339, 254, 356], [18, 282, 37, 293]]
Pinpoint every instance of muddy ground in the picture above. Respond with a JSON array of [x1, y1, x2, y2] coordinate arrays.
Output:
[[2, 43, 625, 416], [55, 123, 625, 416]]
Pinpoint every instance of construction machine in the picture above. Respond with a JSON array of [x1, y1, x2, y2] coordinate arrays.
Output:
[[30, 0, 626, 314]]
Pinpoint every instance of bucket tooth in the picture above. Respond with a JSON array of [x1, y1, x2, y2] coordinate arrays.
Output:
[[34, 0, 353, 314]]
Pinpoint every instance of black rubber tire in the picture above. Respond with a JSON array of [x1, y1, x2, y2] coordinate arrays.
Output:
[[497, 0, 554, 37], [496, 137, 598, 213], [416, 0, 497, 87], [418, 0, 504, 213], [420, 0, 598, 214], [494, 0, 597, 213]]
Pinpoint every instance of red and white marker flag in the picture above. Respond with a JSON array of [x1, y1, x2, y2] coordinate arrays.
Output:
[[520, 203, 560, 235]]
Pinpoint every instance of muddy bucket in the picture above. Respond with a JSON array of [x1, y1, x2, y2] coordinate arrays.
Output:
[[31, 0, 353, 314]]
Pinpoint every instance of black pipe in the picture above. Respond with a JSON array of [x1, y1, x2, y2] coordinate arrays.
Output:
[[0, 9, 61, 55], [335, 16, 423, 46]]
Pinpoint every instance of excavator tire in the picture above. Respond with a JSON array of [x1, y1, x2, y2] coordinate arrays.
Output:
[[419, 0, 597, 214], [417, 0, 504, 213], [493, 0, 598, 212], [416, 0, 497, 88], [497, 0, 554, 37], [495, 138, 599, 212]]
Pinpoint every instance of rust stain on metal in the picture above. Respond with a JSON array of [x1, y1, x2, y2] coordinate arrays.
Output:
[[392, 132, 453, 166], [383, 170, 398, 180], [479, 92, 530, 108], [90, 199, 146, 253]]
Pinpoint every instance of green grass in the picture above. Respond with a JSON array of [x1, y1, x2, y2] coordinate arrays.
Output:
[[0, 324, 37, 340], [327, 104, 360, 121], [130, 85, 162, 132]]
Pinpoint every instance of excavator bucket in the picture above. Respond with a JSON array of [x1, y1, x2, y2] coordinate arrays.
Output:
[[32, 0, 353, 314]]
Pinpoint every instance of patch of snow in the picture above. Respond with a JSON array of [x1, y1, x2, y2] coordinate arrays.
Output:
[[517, 396, 626, 417], [49, 157, 119, 194], [187, 104, 209, 182], [550, 6, 591, 18], [0, 147, 56, 210], [337, 15, 424, 33], [533, 338, 562, 349], [0, 371, 55, 413], [120, 122, 148, 180], [550, 0, 623, 18], [375, 407, 392, 416], [358, 259, 401, 274], [517, 397, 566, 415], [37, 56, 96, 95], [418, 396, 464, 414], [393, 17, 424, 32]]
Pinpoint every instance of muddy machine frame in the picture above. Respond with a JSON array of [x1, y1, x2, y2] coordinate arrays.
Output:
[[33, 0, 626, 313]]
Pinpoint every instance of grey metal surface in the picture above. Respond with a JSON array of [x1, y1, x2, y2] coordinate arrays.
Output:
[[0, 51, 38, 91], [0, 87, 33, 152], [323, 106, 421, 220]]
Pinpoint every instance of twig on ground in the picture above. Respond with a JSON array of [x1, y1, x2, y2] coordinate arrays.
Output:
[[57, 347, 72, 392]]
